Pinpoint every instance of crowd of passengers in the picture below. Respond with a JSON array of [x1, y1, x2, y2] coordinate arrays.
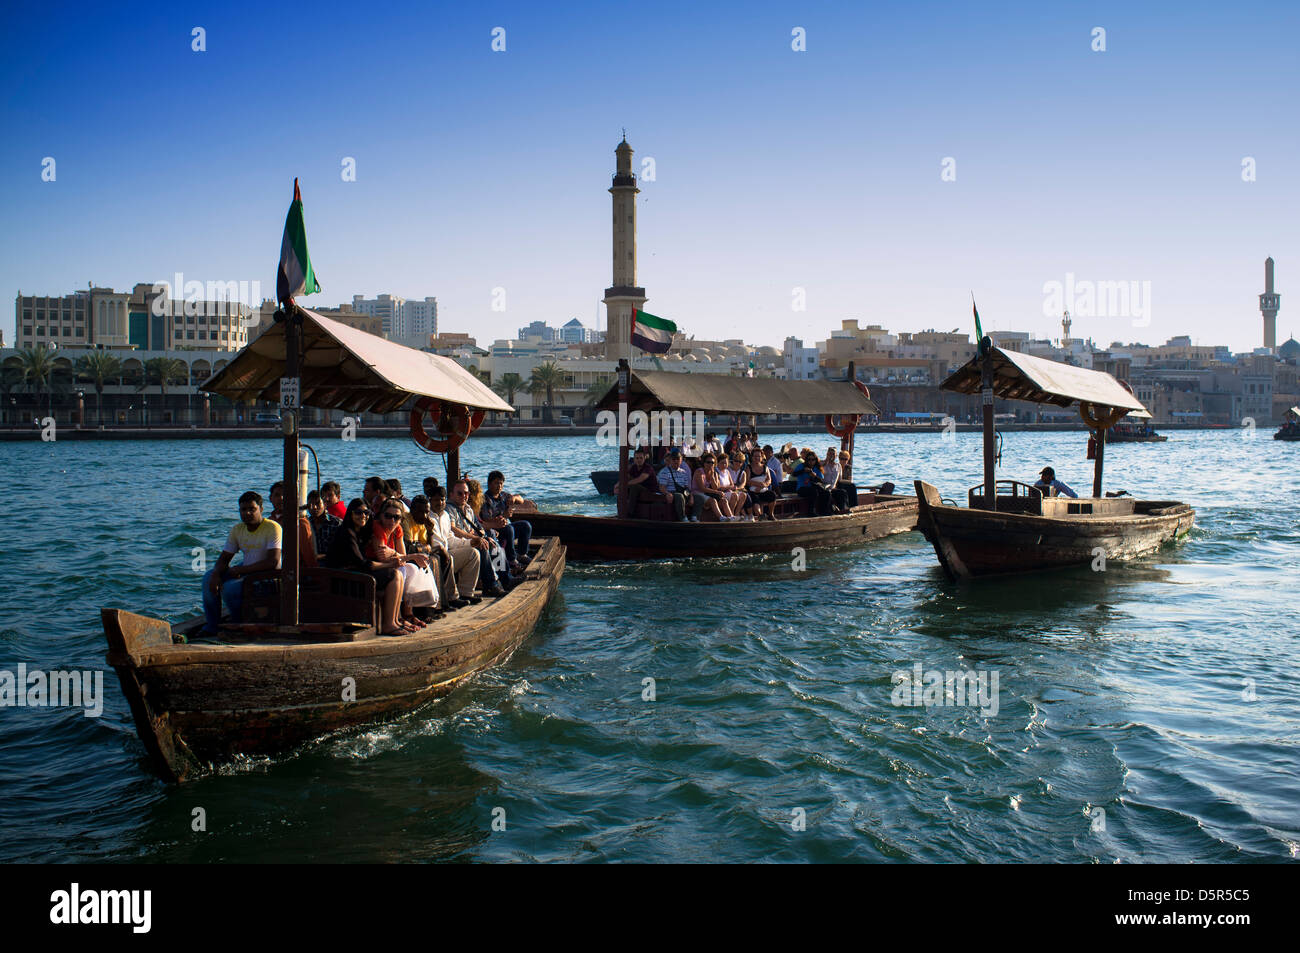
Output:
[[202, 471, 534, 638], [624, 430, 858, 521]]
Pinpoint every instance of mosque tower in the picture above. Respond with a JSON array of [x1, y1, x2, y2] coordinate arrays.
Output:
[[1260, 257, 1280, 351], [603, 136, 647, 360]]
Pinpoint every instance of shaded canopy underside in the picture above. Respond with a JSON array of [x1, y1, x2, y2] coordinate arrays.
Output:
[[202, 307, 514, 415], [941, 347, 1148, 415], [596, 370, 881, 416]]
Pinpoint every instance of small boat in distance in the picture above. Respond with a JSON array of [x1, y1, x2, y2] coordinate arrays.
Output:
[[528, 361, 919, 560], [1274, 406, 1300, 441], [915, 344, 1193, 580], [102, 298, 564, 782], [1108, 414, 1168, 442], [590, 470, 619, 495]]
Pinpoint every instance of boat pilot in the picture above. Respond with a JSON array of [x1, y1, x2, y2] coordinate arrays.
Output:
[[1033, 467, 1078, 499]]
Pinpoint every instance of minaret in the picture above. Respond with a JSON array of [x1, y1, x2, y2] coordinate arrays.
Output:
[[1061, 311, 1072, 347], [603, 136, 646, 360], [1260, 257, 1280, 351]]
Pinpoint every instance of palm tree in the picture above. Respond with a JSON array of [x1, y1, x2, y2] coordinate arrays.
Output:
[[143, 357, 188, 397], [492, 372, 525, 407], [583, 375, 613, 406], [76, 352, 122, 426], [527, 362, 569, 424], [17, 347, 59, 420], [0, 363, 23, 426]]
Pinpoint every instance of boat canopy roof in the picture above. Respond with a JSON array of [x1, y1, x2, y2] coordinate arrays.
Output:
[[596, 370, 880, 416], [1288, 406, 1300, 419], [941, 347, 1148, 415], [202, 307, 514, 415]]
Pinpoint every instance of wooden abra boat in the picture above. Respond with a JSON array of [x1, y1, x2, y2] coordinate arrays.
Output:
[[915, 343, 1193, 580], [1108, 415, 1167, 442], [1274, 406, 1300, 441], [101, 188, 563, 781], [529, 361, 918, 561], [103, 536, 563, 783]]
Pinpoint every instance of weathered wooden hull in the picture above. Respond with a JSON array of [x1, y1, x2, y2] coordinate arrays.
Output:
[[1274, 430, 1300, 441], [525, 496, 919, 561], [102, 537, 565, 782], [914, 481, 1193, 581]]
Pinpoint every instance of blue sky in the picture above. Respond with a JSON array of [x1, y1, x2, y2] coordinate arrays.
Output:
[[1, 0, 1296, 352]]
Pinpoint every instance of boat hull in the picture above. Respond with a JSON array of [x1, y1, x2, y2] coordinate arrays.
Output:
[[103, 537, 565, 782], [913, 481, 1193, 581], [590, 469, 619, 495], [525, 496, 918, 561]]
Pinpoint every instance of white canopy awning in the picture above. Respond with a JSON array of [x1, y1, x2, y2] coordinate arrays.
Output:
[[203, 307, 514, 415]]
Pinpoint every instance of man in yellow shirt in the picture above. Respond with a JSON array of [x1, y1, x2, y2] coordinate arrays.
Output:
[[201, 491, 282, 636]]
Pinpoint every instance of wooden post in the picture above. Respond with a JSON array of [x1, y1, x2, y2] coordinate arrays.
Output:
[[446, 414, 460, 489], [616, 358, 630, 518], [1092, 425, 1105, 498], [279, 304, 300, 628], [980, 340, 996, 511], [842, 361, 856, 482]]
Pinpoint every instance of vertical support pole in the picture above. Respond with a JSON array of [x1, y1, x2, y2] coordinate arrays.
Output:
[[279, 304, 300, 628], [446, 408, 461, 488], [1092, 423, 1106, 498], [843, 361, 856, 483], [616, 358, 630, 518], [980, 340, 996, 511]]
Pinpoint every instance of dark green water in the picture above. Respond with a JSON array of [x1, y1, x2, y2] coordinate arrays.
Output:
[[1, 429, 1296, 862]]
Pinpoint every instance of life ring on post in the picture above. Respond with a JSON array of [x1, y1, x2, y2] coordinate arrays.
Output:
[[410, 398, 485, 454], [825, 380, 872, 438]]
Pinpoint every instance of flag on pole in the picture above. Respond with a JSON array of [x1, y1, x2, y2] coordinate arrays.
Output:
[[277, 178, 321, 304], [630, 307, 676, 354], [972, 294, 985, 352]]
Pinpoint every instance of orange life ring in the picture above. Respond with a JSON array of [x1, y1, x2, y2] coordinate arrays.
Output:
[[825, 380, 872, 438], [410, 398, 484, 454]]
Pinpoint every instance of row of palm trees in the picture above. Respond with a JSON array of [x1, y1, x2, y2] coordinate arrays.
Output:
[[2, 349, 194, 426], [488, 362, 612, 423]]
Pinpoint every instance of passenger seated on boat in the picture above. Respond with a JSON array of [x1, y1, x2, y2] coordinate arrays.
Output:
[[481, 469, 532, 572], [321, 481, 347, 519], [268, 481, 317, 568], [823, 447, 850, 514], [201, 491, 282, 637], [715, 453, 748, 519], [624, 447, 663, 511], [363, 476, 386, 510], [692, 454, 734, 521], [406, 494, 469, 612], [426, 486, 482, 605], [306, 490, 342, 556], [793, 450, 833, 516], [745, 449, 778, 520], [448, 480, 509, 598], [422, 476, 441, 501], [778, 446, 800, 493], [370, 499, 435, 630], [833, 449, 858, 508], [725, 452, 755, 519], [387, 478, 413, 510], [324, 499, 407, 636], [656, 448, 693, 522], [704, 432, 723, 455], [467, 478, 521, 589], [1033, 466, 1078, 499]]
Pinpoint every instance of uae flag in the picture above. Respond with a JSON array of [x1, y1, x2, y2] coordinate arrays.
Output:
[[276, 178, 321, 304], [631, 307, 676, 354]]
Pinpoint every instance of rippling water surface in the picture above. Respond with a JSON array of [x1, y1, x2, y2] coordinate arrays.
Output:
[[0, 429, 1296, 862]]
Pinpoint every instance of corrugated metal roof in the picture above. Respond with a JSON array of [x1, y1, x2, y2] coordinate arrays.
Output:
[[202, 307, 514, 415], [596, 370, 880, 415], [940, 347, 1148, 413]]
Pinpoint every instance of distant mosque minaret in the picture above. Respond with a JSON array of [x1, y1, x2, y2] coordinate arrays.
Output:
[[1260, 257, 1280, 351], [603, 135, 647, 360]]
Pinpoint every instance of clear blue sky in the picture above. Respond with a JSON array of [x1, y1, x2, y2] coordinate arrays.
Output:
[[2, 0, 1296, 352]]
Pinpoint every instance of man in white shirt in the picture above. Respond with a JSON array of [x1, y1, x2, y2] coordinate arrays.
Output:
[[427, 487, 482, 604]]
